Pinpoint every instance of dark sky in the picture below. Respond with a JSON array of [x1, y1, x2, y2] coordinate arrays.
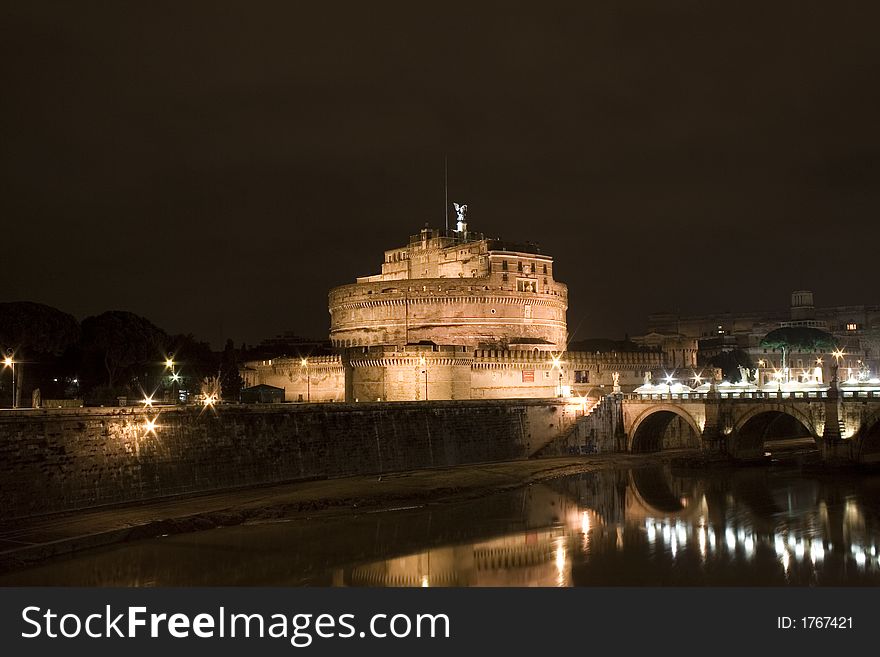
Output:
[[2, 1, 879, 347]]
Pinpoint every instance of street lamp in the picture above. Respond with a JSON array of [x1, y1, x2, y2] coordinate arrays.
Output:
[[301, 358, 310, 402], [3, 351, 15, 408]]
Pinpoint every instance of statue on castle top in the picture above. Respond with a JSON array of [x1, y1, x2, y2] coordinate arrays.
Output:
[[453, 202, 467, 221], [453, 202, 468, 232]]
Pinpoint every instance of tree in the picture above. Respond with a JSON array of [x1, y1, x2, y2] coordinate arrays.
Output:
[[79, 311, 168, 389], [0, 302, 79, 355], [219, 338, 244, 401], [168, 333, 218, 390], [760, 327, 836, 371], [707, 349, 754, 382]]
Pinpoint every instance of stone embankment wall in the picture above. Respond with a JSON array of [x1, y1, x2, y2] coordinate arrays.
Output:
[[536, 395, 626, 456], [0, 400, 570, 521]]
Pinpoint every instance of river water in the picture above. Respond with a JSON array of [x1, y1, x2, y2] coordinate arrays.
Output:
[[3, 462, 880, 586]]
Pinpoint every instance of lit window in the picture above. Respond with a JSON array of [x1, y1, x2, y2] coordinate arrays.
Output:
[[846, 323, 858, 331]]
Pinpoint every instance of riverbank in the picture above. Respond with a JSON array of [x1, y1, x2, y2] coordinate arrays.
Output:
[[0, 451, 696, 574]]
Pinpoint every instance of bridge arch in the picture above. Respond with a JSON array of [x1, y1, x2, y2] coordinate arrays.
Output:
[[856, 411, 880, 464], [629, 405, 702, 453], [730, 405, 818, 460]]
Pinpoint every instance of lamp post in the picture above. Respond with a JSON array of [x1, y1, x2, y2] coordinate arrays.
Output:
[[831, 348, 845, 384], [163, 356, 177, 403], [3, 351, 15, 409], [301, 358, 310, 402], [550, 354, 564, 398], [419, 355, 429, 401]]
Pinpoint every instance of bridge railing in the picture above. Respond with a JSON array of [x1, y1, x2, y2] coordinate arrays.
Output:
[[841, 390, 879, 399], [622, 390, 853, 401]]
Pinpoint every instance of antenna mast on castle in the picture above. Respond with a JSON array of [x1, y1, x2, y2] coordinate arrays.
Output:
[[444, 155, 448, 232]]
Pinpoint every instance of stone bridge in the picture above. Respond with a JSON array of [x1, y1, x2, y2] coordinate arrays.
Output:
[[621, 387, 880, 464]]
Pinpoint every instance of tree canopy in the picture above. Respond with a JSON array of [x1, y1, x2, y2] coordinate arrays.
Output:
[[0, 301, 79, 355], [79, 311, 169, 388], [707, 349, 754, 382], [760, 326, 836, 353]]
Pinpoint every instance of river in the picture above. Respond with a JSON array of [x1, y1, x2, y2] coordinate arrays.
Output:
[[3, 460, 880, 586]]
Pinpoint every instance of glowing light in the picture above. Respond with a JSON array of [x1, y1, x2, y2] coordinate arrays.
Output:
[[142, 396, 154, 407], [419, 355, 426, 366], [203, 395, 216, 406], [757, 359, 766, 367], [164, 357, 174, 369], [744, 535, 755, 558], [816, 358, 823, 365], [665, 373, 675, 385], [420, 576, 429, 588], [725, 528, 736, 552], [832, 348, 845, 362], [581, 511, 591, 535], [171, 372, 181, 383], [300, 358, 308, 367], [2, 356, 11, 367], [854, 549, 866, 568], [774, 534, 786, 557], [143, 417, 158, 434]]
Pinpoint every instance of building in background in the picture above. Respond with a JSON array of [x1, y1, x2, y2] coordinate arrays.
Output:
[[642, 290, 880, 383]]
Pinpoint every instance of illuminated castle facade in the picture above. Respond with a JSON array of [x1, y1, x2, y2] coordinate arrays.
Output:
[[243, 220, 671, 402]]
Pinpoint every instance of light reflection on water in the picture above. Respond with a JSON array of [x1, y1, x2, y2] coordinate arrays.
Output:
[[3, 464, 880, 586]]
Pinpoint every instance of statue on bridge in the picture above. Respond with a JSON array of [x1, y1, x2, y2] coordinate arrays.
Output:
[[643, 371, 652, 386]]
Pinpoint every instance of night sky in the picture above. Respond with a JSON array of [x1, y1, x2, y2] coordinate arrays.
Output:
[[2, 1, 879, 347]]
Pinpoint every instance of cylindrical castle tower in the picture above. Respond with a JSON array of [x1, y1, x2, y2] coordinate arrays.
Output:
[[329, 226, 568, 352], [328, 224, 568, 401]]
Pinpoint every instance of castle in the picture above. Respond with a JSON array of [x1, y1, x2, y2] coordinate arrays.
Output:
[[241, 216, 676, 402]]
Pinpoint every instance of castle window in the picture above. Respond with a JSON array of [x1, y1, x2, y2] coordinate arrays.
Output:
[[517, 279, 536, 293], [543, 264, 547, 274], [517, 261, 523, 271], [575, 371, 589, 383], [502, 273, 508, 282], [502, 260, 508, 271]]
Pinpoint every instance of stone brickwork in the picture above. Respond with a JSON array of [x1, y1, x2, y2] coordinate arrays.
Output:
[[0, 400, 573, 521], [241, 355, 345, 403]]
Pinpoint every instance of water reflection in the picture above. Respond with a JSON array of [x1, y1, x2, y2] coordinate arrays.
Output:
[[3, 465, 880, 586]]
